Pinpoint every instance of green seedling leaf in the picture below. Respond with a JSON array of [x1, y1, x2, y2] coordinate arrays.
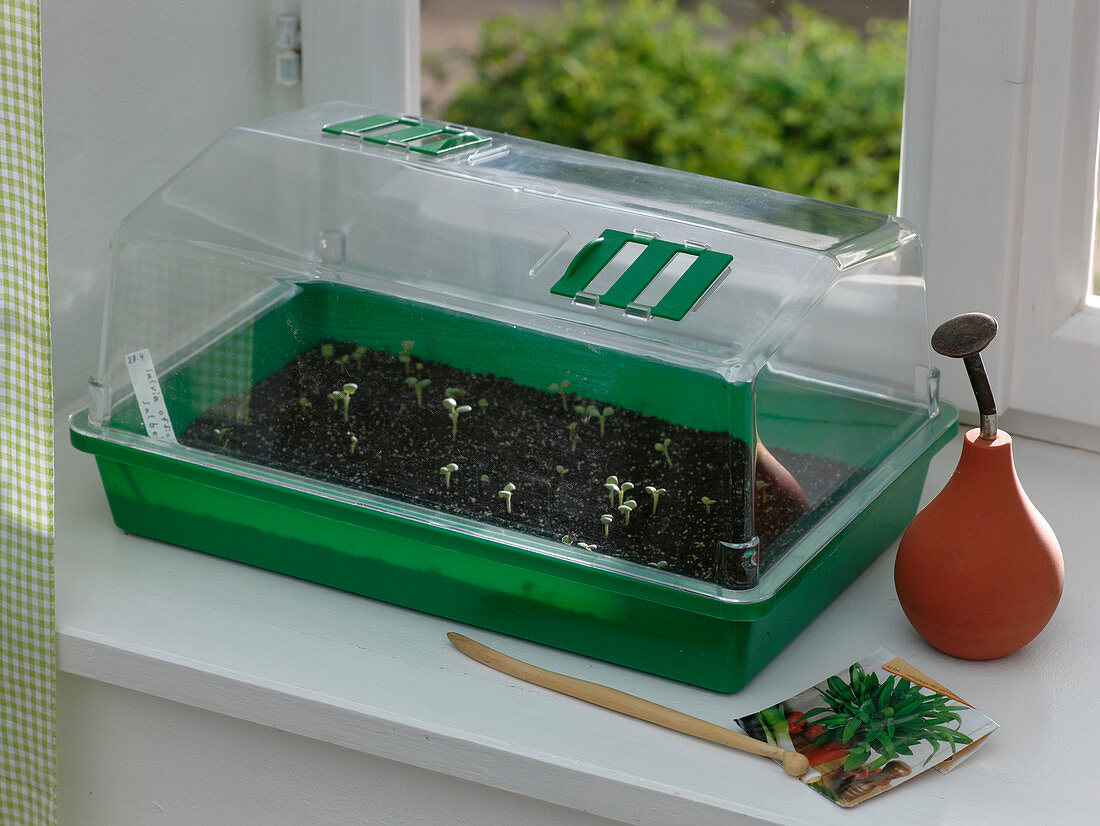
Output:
[[406, 377, 431, 406], [549, 379, 571, 410], [617, 499, 637, 526], [566, 421, 581, 452], [439, 462, 459, 489], [443, 397, 473, 438], [498, 482, 516, 513], [590, 406, 614, 437], [644, 485, 667, 514], [604, 479, 620, 507], [654, 437, 672, 467]]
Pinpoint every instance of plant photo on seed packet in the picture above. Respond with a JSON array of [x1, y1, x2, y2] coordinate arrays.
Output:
[[737, 649, 998, 807]]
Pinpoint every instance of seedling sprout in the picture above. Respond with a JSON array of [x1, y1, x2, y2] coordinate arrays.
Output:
[[398, 340, 415, 374], [588, 405, 615, 437], [578, 542, 597, 552], [619, 481, 635, 504], [600, 513, 614, 537], [320, 343, 335, 360], [477, 398, 489, 412], [654, 438, 673, 467], [480, 473, 490, 484], [566, 422, 581, 452], [443, 397, 473, 438], [549, 379, 571, 411], [755, 479, 772, 504], [349, 434, 359, 454], [406, 376, 431, 406], [338, 383, 358, 421], [298, 397, 311, 408], [326, 383, 358, 421], [700, 496, 717, 514], [618, 499, 637, 526], [498, 482, 516, 513], [604, 476, 620, 507], [444, 387, 466, 398], [644, 486, 667, 515], [439, 462, 459, 489]]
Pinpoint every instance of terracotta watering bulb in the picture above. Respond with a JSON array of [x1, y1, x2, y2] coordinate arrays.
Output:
[[894, 313, 1063, 660]]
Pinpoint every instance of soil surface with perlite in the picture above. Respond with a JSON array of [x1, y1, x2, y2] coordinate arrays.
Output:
[[181, 342, 851, 587]]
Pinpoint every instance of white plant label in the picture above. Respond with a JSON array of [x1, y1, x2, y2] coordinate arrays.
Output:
[[125, 348, 178, 444]]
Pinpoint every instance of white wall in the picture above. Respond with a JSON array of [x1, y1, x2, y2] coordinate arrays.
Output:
[[42, 0, 419, 408], [43, 1, 301, 406], [58, 674, 617, 825]]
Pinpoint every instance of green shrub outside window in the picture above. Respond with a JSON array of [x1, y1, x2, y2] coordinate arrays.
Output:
[[437, 1, 907, 214]]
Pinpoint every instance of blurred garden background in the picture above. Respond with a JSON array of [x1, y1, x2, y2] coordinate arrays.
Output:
[[421, 0, 908, 213]]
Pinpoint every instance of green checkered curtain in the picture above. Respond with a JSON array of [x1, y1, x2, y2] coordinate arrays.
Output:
[[0, 1, 56, 824]]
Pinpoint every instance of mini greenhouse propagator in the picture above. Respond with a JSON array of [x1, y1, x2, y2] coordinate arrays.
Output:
[[70, 104, 957, 692]]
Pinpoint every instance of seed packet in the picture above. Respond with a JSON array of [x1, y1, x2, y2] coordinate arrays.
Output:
[[736, 649, 998, 807]]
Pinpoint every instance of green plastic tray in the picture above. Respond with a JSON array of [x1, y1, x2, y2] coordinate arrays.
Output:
[[70, 284, 958, 692]]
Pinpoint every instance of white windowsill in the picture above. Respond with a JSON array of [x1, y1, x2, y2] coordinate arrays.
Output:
[[55, 408, 1097, 825]]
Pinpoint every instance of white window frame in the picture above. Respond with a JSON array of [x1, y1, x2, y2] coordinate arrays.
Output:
[[301, 0, 420, 115], [901, 0, 1100, 449]]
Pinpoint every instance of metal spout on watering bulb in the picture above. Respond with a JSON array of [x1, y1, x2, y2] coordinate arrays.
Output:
[[930, 313, 999, 440], [894, 313, 1064, 660]]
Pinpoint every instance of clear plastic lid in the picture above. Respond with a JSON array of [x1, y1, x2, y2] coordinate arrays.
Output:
[[82, 102, 942, 600]]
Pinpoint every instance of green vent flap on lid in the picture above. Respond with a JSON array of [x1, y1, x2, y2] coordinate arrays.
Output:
[[551, 230, 732, 321], [322, 114, 490, 156]]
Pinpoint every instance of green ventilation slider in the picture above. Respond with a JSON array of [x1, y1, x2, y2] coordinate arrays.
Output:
[[321, 114, 405, 137], [551, 230, 732, 321], [322, 115, 491, 156]]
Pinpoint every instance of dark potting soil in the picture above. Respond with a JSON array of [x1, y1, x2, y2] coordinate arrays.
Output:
[[181, 342, 854, 586]]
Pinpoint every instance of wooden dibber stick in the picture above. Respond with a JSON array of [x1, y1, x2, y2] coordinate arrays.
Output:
[[447, 632, 810, 777]]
